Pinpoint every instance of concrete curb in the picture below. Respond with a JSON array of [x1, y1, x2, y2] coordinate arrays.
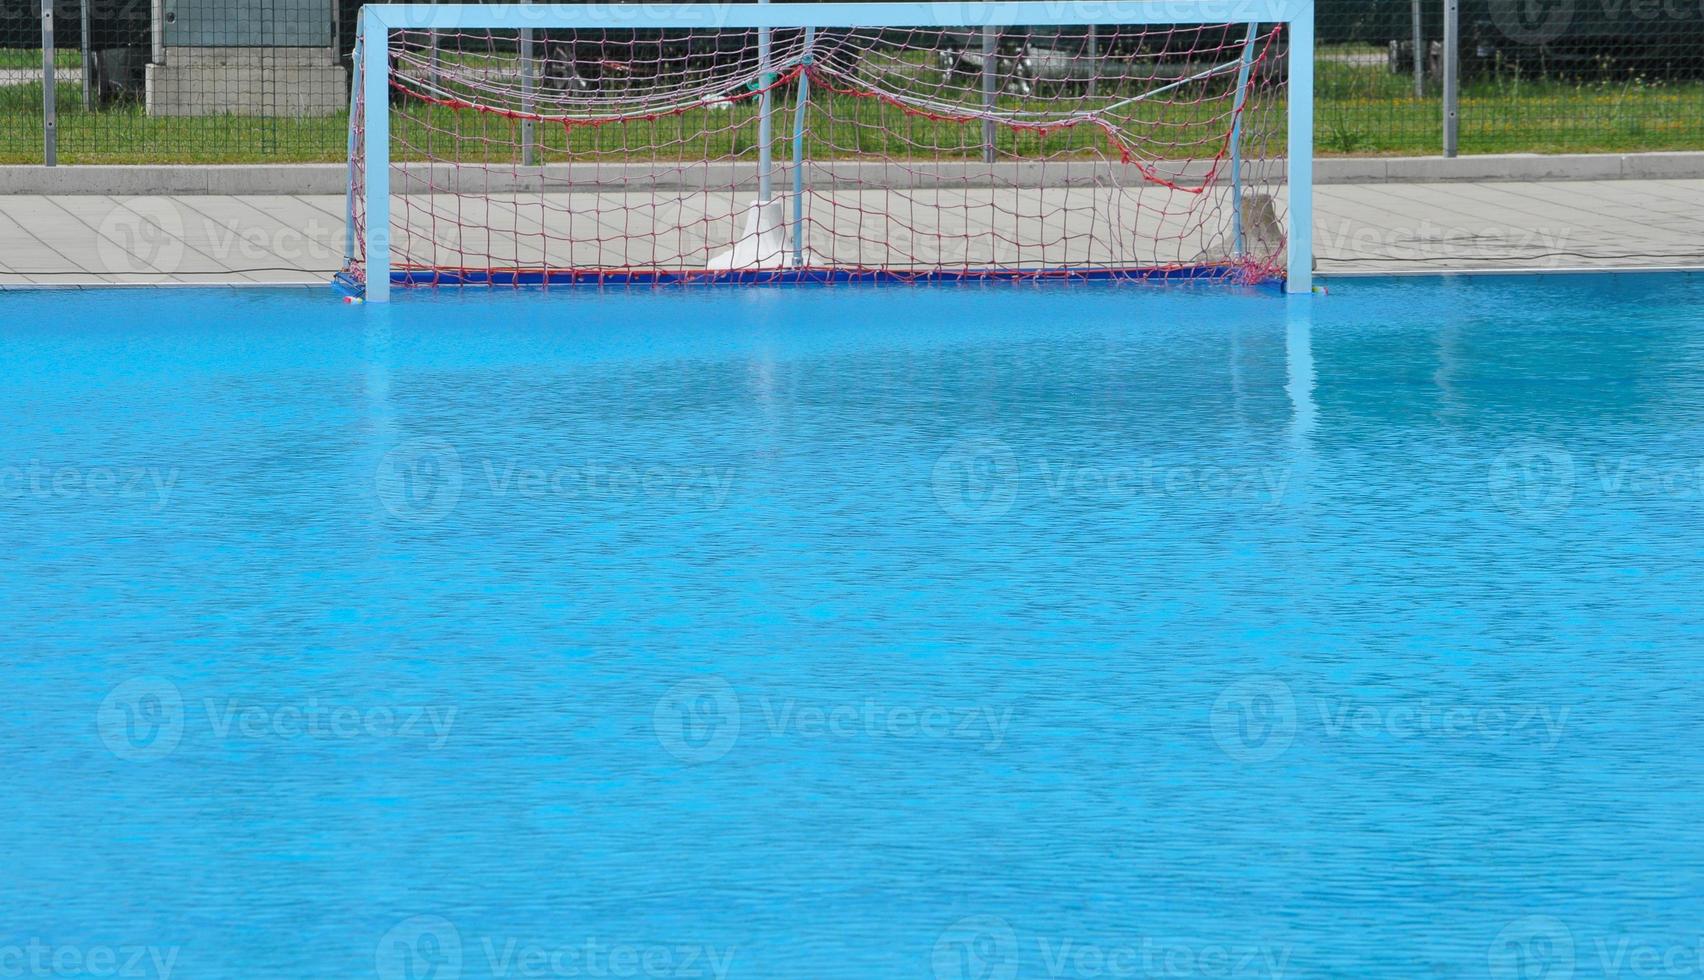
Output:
[[1340, 151, 1704, 183], [3, 152, 1704, 195]]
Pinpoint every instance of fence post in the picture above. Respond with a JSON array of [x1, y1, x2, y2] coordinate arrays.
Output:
[[1086, 25, 1098, 99], [1443, 0, 1459, 157], [757, 0, 773, 203], [80, 0, 92, 109], [520, 0, 536, 166], [980, 26, 996, 164], [1410, 0, 1424, 97], [42, 0, 57, 166], [429, 1, 440, 78]]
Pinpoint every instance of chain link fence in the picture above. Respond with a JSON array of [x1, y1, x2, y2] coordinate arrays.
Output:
[[2, 0, 1703, 164], [1320, 0, 1704, 154]]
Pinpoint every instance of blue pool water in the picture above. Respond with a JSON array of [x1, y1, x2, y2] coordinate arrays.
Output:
[[2, 274, 1702, 980]]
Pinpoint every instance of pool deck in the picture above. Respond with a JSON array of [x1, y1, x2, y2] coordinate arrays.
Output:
[[0, 177, 1699, 286]]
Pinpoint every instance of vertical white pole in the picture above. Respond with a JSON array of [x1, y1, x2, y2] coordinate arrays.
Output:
[[520, 0, 535, 166], [757, 0, 773, 204], [429, 2, 440, 79], [1285, 7, 1313, 294], [80, 0, 92, 110], [1086, 25, 1097, 99], [980, 26, 996, 164], [1442, 0, 1459, 157], [363, 8, 392, 302], [1410, 0, 1425, 98], [41, 0, 56, 167]]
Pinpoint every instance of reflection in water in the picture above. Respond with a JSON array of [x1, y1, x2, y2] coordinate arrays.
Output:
[[1285, 294, 1317, 448]]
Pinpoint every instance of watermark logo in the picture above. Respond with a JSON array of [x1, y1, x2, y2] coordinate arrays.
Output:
[[653, 677, 742, 764], [373, 439, 735, 524], [96, 677, 186, 762], [1210, 676, 1297, 764], [95, 199, 186, 276], [1488, 0, 1577, 44], [1, 463, 179, 511], [96, 683, 459, 761], [376, 437, 464, 522], [1314, 699, 1568, 748], [932, 916, 1020, 980], [1489, 916, 1575, 980], [373, 916, 735, 980], [1489, 442, 1575, 520], [1485, 917, 1704, 979], [0, 941, 180, 980], [933, 436, 1021, 522], [376, 915, 464, 980], [1315, 218, 1574, 266], [930, 918, 1293, 979], [931, 436, 1290, 522], [651, 681, 1013, 763], [1210, 679, 1570, 762], [91, 198, 342, 277]]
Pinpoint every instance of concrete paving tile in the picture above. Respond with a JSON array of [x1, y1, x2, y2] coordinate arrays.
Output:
[[4, 178, 1702, 284]]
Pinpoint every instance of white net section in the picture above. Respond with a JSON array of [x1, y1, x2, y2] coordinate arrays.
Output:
[[348, 21, 1289, 287]]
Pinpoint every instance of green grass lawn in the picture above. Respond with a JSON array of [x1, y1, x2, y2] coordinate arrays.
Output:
[[0, 48, 81, 70], [2, 57, 1702, 163]]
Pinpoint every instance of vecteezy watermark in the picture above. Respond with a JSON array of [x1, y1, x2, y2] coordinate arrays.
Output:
[[933, 916, 1020, 980], [1312, 698, 1569, 747], [651, 677, 1015, 764], [1491, 915, 1704, 980], [652, 678, 742, 764], [1210, 676, 1298, 764], [374, 437, 736, 523], [1489, 916, 1575, 980], [376, 917, 463, 980], [94, 199, 341, 277], [0, 462, 179, 511], [374, 916, 737, 980], [96, 678, 458, 761], [95, 678, 186, 763], [932, 916, 1293, 980], [1316, 218, 1574, 266], [1489, 0, 1704, 46], [0, 941, 180, 980], [932, 436, 1022, 521], [375, 438, 463, 522], [1488, 441, 1704, 520], [1488, 442, 1576, 520], [931, 436, 1291, 522], [1211, 676, 1571, 763]]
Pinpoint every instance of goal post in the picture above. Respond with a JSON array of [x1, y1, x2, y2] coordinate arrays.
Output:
[[347, 1, 1314, 302]]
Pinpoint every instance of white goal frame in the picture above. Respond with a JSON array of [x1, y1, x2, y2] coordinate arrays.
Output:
[[354, 1, 1315, 301]]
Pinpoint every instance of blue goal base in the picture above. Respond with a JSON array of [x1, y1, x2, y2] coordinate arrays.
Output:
[[337, 265, 1278, 294]]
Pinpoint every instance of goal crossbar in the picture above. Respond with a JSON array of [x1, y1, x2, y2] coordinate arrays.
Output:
[[354, 0, 1315, 301]]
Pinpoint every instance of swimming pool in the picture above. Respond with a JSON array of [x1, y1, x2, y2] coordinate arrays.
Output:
[[3, 273, 1701, 979]]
